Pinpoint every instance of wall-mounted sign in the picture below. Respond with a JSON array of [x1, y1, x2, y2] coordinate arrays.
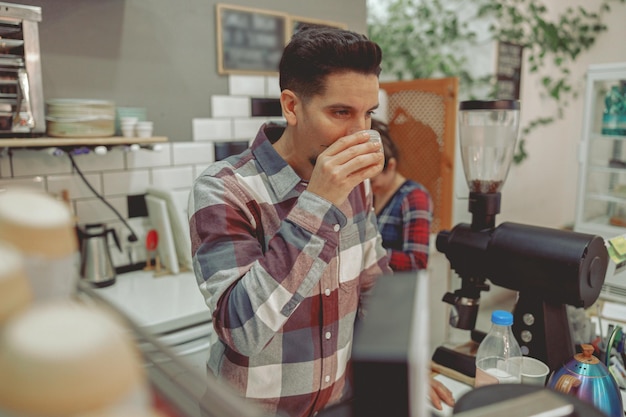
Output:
[[216, 4, 288, 75], [495, 41, 524, 100]]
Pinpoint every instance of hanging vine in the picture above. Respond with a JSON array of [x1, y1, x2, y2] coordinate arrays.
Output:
[[367, 0, 626, 164]]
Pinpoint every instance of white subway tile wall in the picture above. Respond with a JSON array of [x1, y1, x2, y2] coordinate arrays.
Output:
[[0, 176, 46, 191], [171, 142, 214, 166], [47, 172, 102, 198], [0, 156, 9, 177], [233, 118, 268, 140], [228, 75, 266, 96], [10, 148, 71, 176], [192, 118, 233, 142], [211, 95, 251, 119], [72, 148, 125, 173], [151, 166, 194, 190], [126, 146, 172, 169], [75, 195, 128, 225], [266, 76, 281, 97], [102, 169, 151, 196]]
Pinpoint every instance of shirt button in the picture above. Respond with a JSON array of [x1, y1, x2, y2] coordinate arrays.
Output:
[[324, 288, 331, 296], [325, 331, 332, 340], [325, 375, 330, 383], [333, 224, 340, 232]]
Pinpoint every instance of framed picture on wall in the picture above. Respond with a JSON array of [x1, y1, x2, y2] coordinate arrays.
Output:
[[216, 4, 289, 75], [289, 16, 347, 38]]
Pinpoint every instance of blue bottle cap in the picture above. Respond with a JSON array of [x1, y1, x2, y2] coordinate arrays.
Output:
[[491, 310, 513, 326]]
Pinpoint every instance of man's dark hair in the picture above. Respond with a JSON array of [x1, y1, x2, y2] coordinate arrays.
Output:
[[279, 26, 382, 101]]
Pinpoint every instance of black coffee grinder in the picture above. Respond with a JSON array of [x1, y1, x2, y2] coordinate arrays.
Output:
[[434, 100, 609, 373]]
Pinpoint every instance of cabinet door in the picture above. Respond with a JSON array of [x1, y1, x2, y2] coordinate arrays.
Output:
[[576, 64, 626, 238], [380, 77, 458, 234]]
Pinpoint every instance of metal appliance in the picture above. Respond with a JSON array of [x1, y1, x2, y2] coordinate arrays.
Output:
[[79, 223, 121, 288], [434, 100, 610, 372], [0, 2, 44, 135]]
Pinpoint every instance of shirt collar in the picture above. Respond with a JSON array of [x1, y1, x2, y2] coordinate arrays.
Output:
[[251, 123, 304, 199]]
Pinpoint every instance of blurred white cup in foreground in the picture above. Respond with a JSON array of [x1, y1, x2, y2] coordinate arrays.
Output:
[[0, 241, 31, 325], [0, 187, 78, 303], [0, 302, 150, 416]]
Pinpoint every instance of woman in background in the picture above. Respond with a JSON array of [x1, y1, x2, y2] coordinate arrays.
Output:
[[370, 119, 433, 271]]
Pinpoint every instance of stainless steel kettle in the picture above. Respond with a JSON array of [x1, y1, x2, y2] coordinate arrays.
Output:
[[547, 344, 624, 417], [79, 223, 121, 287]]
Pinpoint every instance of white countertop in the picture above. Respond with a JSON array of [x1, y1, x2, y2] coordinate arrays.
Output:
[[93, 269, 211, 334]]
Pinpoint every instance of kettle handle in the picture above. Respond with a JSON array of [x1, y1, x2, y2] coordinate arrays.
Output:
[[108, 228, 122, 252], [553, 374, 581, 394]]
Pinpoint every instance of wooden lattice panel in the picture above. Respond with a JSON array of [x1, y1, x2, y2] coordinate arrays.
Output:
[[380, 78, 458, 233]]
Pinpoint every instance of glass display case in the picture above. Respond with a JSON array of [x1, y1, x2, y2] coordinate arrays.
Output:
[[575, 62, 626, 301], [575, 62, 626, 237]]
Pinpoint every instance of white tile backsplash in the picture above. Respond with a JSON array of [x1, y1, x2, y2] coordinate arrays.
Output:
[[0, 176, 46, 191], [172, 142, 215, 166], [228, 75, 266, 96], [233, 118, 266, 140], [47, 172, 102, 199], [266, 76, 281, 97], [211, 96, 250, 118], [192, 118, 233, 141], [0, 155, 9, 177], [126, 145, 172, 169], [102, 169, 150, 196], [193, 163, 209, 180], [151, 166, 194, 190], [72, 148, 125, 173], [10, 149, 72, 177], [75, 196, 127, 225]]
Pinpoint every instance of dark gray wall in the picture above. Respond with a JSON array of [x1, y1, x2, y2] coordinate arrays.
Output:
[[14, 0, 367, 141]]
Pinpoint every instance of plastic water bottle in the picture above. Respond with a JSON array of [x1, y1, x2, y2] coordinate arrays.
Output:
[[474, 310, 522, 387]]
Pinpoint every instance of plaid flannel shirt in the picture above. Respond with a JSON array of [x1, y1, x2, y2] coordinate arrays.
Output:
[[189, 123, 391, 417], [376, 180, 432, 271]]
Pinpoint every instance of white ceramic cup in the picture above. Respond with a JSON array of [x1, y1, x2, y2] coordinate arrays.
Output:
[[136, 121, 153, 138], [521, 356, 550, 386], [361, 129, 381, 146], [121, 125, 135, 138]]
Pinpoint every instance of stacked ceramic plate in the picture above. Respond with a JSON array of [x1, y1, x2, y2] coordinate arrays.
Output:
[[46, 99, 115, 137]]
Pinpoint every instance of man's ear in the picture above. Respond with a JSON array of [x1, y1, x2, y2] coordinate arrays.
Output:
[[280, 89, 298, 126]]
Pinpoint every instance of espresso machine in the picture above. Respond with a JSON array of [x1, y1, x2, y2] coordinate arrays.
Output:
[[434, 100, 609, 373]]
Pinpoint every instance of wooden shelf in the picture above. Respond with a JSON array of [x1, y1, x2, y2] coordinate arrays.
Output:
[[0, 136, 168, 148]]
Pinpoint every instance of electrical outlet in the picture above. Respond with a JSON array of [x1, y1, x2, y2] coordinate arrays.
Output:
[[127, 193, 148, 218]]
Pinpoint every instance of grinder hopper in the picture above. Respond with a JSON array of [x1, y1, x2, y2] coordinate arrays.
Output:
[[435, 100, 609, 373]]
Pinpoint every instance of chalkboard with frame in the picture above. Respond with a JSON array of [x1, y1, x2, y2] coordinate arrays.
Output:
[[216, 4, 288, 75]]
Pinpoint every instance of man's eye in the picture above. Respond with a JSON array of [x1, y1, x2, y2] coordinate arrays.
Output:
[[334, 110, 350, 116]]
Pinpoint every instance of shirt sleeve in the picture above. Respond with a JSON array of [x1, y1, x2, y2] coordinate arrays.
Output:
[[388, 187, 432, 271], [189, 170, 347, 357]]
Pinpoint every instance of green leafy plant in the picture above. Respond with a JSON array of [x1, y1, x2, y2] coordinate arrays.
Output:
[[368, 0, 626, 164]]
